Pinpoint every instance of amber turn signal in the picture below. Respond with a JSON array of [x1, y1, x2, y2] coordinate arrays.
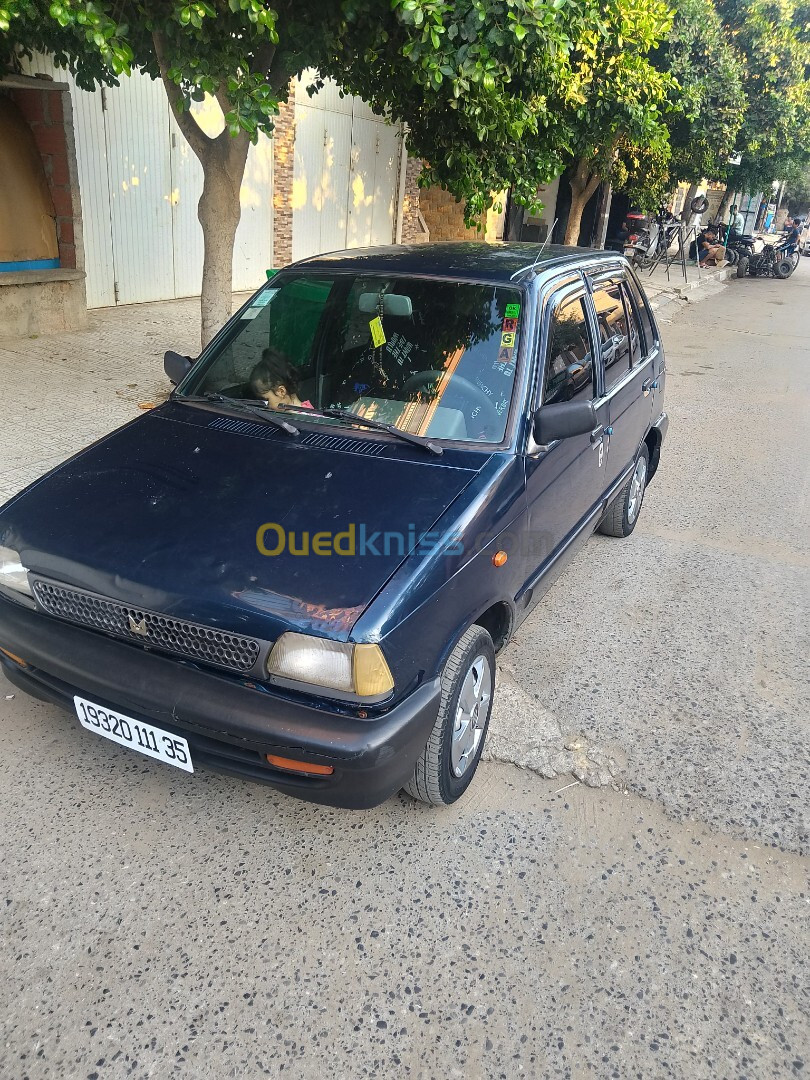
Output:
[[492, 550, 508, 567], [0, 646, 25, 666], [266, 754, 334, 777]]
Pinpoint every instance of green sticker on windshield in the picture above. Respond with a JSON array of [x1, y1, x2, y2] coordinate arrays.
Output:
[[505, 302, 521, 319]]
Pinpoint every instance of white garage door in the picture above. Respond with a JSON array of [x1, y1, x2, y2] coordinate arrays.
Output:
[[23, 56, 273, 307], [292, 73, 402, 262]]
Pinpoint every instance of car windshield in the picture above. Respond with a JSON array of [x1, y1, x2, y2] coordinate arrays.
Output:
[[179, 273, 524, 444]]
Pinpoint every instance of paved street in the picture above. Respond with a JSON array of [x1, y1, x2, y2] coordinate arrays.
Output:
[[0, 264, 808, 1079]]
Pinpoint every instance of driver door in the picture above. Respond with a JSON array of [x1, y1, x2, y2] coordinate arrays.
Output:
[[523, 284, 610, 588]]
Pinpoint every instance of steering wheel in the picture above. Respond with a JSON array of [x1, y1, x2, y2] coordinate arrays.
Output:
[[403, 369, 502, 436]]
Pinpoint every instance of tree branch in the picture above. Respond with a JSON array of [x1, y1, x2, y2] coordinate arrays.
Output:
[[152, 30, 212, 161]]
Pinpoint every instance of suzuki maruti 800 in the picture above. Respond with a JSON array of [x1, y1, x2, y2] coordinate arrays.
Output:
[[0, 243, 667, 807]]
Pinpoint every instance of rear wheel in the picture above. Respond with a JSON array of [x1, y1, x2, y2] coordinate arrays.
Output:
[[600, 445, 650, 538], [775, 258, 793, 279], [404, 625, 495, 806], [736, 255, 749, 278]]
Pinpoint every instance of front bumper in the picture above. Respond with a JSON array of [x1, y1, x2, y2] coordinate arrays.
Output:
[[0, 597, 440, 809]]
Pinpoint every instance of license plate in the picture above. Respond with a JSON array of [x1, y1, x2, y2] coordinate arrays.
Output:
[[73, 695, 193, 773]]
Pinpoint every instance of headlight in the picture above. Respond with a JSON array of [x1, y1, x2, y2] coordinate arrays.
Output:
[[0, 546, 33, 597], [267, 633, 394, 697]]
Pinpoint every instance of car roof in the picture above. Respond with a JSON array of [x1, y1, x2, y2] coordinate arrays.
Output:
[[290, 241, 620, 285]]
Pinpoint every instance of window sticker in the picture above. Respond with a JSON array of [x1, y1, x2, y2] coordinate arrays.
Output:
[[240, 308, 261, 320], [505, 302, 521, 319], [369, 316, 386, 348], [501, 317, 519, 334], [500, 331, 516, 349], [252, 289, 279, 308]]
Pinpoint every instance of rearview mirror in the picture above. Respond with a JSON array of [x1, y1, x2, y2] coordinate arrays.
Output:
[[358, 293, 413, 317], [533, 400, 596, 444], [164, 350, 193, 386]]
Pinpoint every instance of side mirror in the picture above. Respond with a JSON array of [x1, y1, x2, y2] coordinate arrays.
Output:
[[164, 350, 193, 387], [533, 400, 596, 444]]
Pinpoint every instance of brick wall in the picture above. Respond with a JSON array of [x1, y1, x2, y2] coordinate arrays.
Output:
[[10, 83, 82, 270], [272, 84, 296, 269], [419, 184, 506, 242]]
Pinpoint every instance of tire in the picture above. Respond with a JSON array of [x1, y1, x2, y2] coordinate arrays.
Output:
[[599, 444, 650, 538], [736, 255, 749, 278], [775, 258, 793, 279], [404, 625, 495, 806]]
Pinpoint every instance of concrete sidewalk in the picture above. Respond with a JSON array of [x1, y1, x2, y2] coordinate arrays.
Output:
[[0, 294, 250, 504], [639, 261, 733, 322]]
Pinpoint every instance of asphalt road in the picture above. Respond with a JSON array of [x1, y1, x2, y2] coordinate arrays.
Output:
[[1, 263, 808, 1079]]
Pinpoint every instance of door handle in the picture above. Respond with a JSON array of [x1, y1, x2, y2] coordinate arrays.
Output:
[[642, 378, 653, 396], [590, 425, 603, 443]]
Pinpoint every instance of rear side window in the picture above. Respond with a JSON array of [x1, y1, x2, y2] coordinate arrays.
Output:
[[592, 282, 631, 393], [625, 275, 658, 355], [543, 295, 594, 405]]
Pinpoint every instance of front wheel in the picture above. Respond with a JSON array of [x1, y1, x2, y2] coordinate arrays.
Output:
[[775, 258, 794, 279], [404, 625, 495, 806], [736, 255, 749, 278], [600, 445, 650, 537]]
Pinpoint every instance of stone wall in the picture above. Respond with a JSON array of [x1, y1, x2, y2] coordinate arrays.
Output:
[[400, 158, 429, 243], [271, 85, 296, 269]]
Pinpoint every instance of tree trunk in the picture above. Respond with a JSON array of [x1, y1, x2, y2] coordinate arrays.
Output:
[[563, 161, 602, 245], [680, 182, 699, 224], [716, 186, 734, 223], [152, 30, 269, 349], [197, 135, 250, 347]]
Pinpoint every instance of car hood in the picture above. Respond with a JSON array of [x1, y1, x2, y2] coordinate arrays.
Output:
[[0, 404, 481, 641]]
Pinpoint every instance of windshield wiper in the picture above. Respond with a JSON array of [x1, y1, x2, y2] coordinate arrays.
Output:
[[182, 393, 299, 435], [321, 407, 443, 456]]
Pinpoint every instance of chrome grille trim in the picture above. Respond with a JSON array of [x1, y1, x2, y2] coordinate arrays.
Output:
[[32, 578, 261, 674]]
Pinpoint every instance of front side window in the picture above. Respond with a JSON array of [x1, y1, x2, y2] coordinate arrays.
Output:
[[181, 274, 525, 444], [542, 295, 594, 405]]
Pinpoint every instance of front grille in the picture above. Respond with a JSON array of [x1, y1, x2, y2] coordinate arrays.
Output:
[[32, 579, 261, 674]]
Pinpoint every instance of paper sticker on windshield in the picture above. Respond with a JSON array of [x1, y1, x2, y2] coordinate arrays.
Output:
[[500, 331, 516, 349], [505, 302, 521, 319], [252, 289, 279, 308], [241, 308, 261, 320], [369, 316, 386, 348], [502, 317, 518, 333]]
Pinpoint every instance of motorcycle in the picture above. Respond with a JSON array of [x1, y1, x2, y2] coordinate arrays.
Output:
[[624, 206, 681, 269]]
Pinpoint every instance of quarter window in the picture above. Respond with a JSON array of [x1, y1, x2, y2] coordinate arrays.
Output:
[[543, 295, 594, 405], [625, 275, 657, 356], [621, 282, 644, 366], [592, 282, 631, 393]]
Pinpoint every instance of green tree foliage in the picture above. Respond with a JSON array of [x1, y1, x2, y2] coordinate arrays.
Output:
[[717, 0, 810, 193], [654, 0, 746, 185], [548, 0, 674, 243], [1, 0, 613, 342]]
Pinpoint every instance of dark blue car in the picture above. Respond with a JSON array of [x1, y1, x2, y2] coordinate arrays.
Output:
[[0, 243, 667, 808]]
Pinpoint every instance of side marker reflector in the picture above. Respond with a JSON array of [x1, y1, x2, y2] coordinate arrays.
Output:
[[0, 647, 26, 666], [266, 754, 334, 776], [492, 550, 508, 567]]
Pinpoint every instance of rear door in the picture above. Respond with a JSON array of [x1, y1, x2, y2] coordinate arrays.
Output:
[[588, 270, 655, 487]]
